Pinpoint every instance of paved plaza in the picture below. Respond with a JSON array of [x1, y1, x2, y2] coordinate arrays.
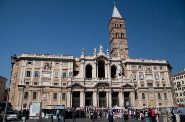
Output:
[[19, 116, 163, 122]]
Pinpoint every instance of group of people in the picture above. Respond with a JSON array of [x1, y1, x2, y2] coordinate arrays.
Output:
[[19, 109, 29, 120]]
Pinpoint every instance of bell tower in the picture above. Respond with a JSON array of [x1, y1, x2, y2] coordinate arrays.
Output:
[[109, 4, 128, 59]]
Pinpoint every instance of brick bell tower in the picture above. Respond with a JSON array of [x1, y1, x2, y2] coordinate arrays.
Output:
[[109, 4, 128, 59]]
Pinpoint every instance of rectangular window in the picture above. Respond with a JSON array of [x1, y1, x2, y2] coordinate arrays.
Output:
[[62, 72, 67, 78], [62, 62, 68, 67], [34, 82, 38, 85], [54, 72, 59, 78], [54, 83, 58, 86], [33, 92, 37, 99], [34, 71, 40, 77], [53, 93, 57, 99], [164, 93, 167, 99], [62, 93, 66, 100], [139, 74, 144, 80], [142, 93, 145, 99], [158, 93, 161, 99], [25, 71, 31, 77], [155, 75, 159, 80], [24, 92, 28, 99], [12, 83, 16, 88]]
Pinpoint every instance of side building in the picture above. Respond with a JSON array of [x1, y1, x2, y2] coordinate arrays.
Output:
[[8, 4, 174, 111], [172, 70, 185, 105], [0, 76, 7, 101]]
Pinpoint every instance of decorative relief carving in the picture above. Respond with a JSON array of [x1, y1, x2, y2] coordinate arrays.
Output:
[[146, 66, 152, 74], [43, 62, 52, 71]]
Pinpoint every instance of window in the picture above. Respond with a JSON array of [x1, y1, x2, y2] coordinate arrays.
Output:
[[14, 73, 17, 78], [33, 92, 37, 99], [176, 93, 178, 96], [143, 103, 146, 106], [158, 93, 161, 99], [26, 82, 29, 85], [27, 61, 33, 65], [25, 71, 31, 77], [62, 72, 67, 78], [34, 82, 38, 85], [155, 75, 159, 80], [164, 93, 167, 99], [12, 83, 16, 88], [24, 92, 28, 99], [183, 92, 185, 96], [147, 83, 153, 87], [53, 93, 57, 99], [139, 74, 144, 80], [54, 72, 59, 78], [153, 66, 157, 70], [141, 84, 144, 87], [160, 66, 164, 70], [159, 103, 162, 106], [180, 93, 182, 96], [142, 93, 145, 99], [34, 71, 40, 77], [163, 84, 166, 87], [62, 93, 66, 100], [62, 83, 67, 86], [54, 83, 58, 86], [156, 84, 160, 87], [182, 81, 184, 84]]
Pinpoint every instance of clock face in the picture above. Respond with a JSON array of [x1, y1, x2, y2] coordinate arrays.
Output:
[[119, 44, 124, 49]]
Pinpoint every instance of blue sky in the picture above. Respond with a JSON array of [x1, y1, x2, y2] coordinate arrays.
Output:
[[0, 0, 185, 87]]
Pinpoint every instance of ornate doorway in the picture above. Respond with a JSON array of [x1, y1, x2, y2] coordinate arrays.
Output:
[[72, 91, 80, 108], [112, 92, 119, 106], [99, 92, 106, 107], [85, 92, 93, 106], [124, 92, 130, 109]]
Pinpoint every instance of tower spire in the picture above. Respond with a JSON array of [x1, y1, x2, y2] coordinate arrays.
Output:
[[112, 3, 122, 18]]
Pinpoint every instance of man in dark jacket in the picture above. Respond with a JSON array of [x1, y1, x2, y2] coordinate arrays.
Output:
[[108, 110, 114, 122]]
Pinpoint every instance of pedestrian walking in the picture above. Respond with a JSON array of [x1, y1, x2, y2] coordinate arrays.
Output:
[[124, 111, 129, 122], [72, 109, 76, 122], [108, 110, 114, 122]]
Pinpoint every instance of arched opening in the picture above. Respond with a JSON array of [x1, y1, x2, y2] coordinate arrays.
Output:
[[98, 60, 105, 78], [111, 65, 117, 78], [85, 64, 92, 78]]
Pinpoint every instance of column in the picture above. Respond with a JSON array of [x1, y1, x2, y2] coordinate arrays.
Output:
[[122, 92, 124, 108], [119, 92, 123, 107], [80, 91, 85, 107], [66, 91, 71, 107], [106, 92, 109, 108], [130, 92, 135, 107], [108, 91, 112, 108], [93, 91, 97, 107]]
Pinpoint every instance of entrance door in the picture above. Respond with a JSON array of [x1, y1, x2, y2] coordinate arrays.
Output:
[[124, 92, 130, 109], [72, 92, 80, 108], [112, 92, 119, 107], [99, 92, 106, 107], [85, 92, 93, 106]]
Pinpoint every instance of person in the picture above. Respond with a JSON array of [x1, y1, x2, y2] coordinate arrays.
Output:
[[151, 108, 156, 122], [108, 110, 114, 122], [124, 111, 129, 122], [56, 110, 60, 121], [72, 109, 76, 122], [140, 111, 145, 122], [121, 110, 124, 120], [26, 109, 29, 120], [177, 105, 185, 122], [161, 108, 168, 122], [19, 109, 22, 120]]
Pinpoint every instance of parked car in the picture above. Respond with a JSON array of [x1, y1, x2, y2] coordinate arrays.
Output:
[[3, 111, 18, 121]]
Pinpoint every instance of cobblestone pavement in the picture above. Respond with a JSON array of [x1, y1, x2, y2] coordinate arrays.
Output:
[[16, 116, 163, 122]]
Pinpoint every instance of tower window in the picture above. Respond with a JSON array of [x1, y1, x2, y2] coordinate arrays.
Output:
[[111, 65, 117, 78], [86, 64, 92, 78]]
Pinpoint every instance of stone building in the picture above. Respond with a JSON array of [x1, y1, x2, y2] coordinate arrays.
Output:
[[0, 76, 7, 101], [172, 70, 185, 105], [9, 4, 174, 110]]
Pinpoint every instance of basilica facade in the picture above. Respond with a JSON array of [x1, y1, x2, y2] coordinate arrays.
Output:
[[9, 5, 174, 110]]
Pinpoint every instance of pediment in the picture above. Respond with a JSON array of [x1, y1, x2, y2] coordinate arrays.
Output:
[[121, 83, 134, 88], [70, 82, 84, 88], [95, 55, 109, 60], [95, 82, 109, 88]]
